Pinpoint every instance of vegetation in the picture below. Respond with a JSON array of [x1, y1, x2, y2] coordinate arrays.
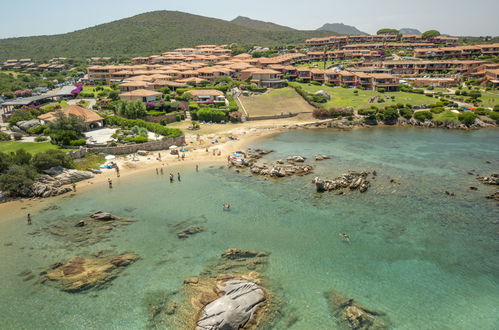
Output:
[[0, 70, 76, 94], [239, 87, 313, 117], [0, 11, 333, 61], [104, 115, 182, 138], [414, 111, 433, 121], [0, 149, 74, 197], [458, 111, 477, 126], [197, 108, 227, 123], [422, 30, 441, 39], [377, 28, 400, 35], [73, 153, 105, 171], [0, 141, 61, 154], [46, 112, 87, 146], [230, 16, 295, 31], [114, 100, 148, 119]]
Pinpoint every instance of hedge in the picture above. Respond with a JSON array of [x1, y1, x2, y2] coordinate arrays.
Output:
[[104, 115, 182, 138], [197, 108, 227, 123]]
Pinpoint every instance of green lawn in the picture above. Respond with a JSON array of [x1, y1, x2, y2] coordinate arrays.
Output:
[[73, 153, 105, 171], [290, 83, 438, 109], [0, 141, 61, 154], [82, 85, 117, 98], [239, 87, 314, 117], [40, 100, 69, 111], [479, 91, 499, 108]]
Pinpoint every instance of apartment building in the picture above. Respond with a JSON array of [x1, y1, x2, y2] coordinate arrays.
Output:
[[306, 34, 459, 48], [414, 44, 499, 59]]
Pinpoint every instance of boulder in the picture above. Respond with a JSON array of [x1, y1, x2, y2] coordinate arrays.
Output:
[[287, 156, 306, 163], [30, 169, 94, 198], [197, 280, 265, 330], [137, 150, 149, 156], [17, 119, 41, 131], [315, 155, 331, 161], [177, 226, 204, 239], [313, 172, 372, 193], [315, 90, 331, 101], [90, 211, 117, 221], [477, 174, 499, 185]]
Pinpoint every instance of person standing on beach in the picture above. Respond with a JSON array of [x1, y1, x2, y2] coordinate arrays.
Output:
[[72, 183, 77, 192], [196, 164, 199, 172], [115, 166, 120, 178], [156, 168, 159, 175], [108, 178, 113, 189], [177, 172, 181, 182], [27, 214, 32, 225], [160, 168, 164, 175], [169, 173, 174, 183]]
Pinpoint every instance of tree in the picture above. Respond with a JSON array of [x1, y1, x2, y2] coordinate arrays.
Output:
[[115, 100, 147, 119], [9, 149, 32, 166], [422, 30, 441, 39], [458, 112, 477, 126], [0, 152, 11, 173], [31, 150, 74, 171], [377, 28, 399, 35], [47, 111, 87, 133], [0, 165, 38, 197]]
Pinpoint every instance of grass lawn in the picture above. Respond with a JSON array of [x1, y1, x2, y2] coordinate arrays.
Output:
[[290, 83, 438, 109], [479, 91, 499, 108], [433, 110, 459, 123], [73, 153, 105, 171], [40, 100, 69, 111], [0, 141, 61, 154], [239, 87, 314, 118], [82, 85, 117, 98]]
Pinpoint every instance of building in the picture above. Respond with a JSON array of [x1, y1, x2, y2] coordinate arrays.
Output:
[[37, 105, 104, 130], [186, 89, 226, 104], [240, 68, 286, 88], [119, 89, 162, 102]]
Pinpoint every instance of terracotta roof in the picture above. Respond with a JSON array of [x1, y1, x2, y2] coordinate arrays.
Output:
[[38, 105, 103, 123], [120, 89, 162, 97], [186, 89, 224, 97]]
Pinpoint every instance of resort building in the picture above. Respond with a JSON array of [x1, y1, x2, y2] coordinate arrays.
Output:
[[37, 105, 104, 130], [186, 89, 226, 104], [119, 89, 162, 102]]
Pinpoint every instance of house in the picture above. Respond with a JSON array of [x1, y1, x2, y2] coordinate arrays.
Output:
[[119, 81, 153, 92], [186, 89, 226, 104], [37, 105, 104, 130], [119, 89, 162, 102], [240, 68, 286, 88]]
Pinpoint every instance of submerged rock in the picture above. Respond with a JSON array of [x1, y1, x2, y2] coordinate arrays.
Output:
[[42, 253, 139, 292], [222, 249, 269, 260], [177, 226, 204, 239], [315, 155, 331, 161], [477, 174, 499, 185], [90, 211, 117, 221], [325, 290, 390, 330], [286, 155, 306, 163], [197, 280, 265, 330]]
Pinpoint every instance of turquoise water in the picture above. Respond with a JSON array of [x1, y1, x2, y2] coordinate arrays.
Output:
[[1, 127, 498, 329]]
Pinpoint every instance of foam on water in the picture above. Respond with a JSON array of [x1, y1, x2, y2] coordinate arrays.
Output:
[[0, 127, 498, 329]]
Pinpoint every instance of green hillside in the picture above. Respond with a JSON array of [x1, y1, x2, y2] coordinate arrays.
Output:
[[317, 23, 367, 35], [0, 11, 333, 61], [231, 16, 295, 31]]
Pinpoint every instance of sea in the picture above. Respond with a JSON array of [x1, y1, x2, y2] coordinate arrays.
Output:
[[0, 127, 498, 329]]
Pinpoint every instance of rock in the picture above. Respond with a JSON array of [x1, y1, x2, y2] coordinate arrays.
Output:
[[75, 220, 85, 227], [137, 150, 149, 156], [197, 280, 265, 330], [90, 211, 117, 221], [184, 277, 199, 284], [177, 226, 204, 239], [29, 168, 93, 198], [16, 119, 41, 131], [469, 186, 478, 191], [43, 253, 139, 292], [325, 290, 389, 330], [313, 172, 372, 193], [486, 191, 499, 202], [286, 155, 306, 163], [221, 249, 270, 260], [10, 125, 23, 133], [315, 155, 331, 161], [314, 90, 331, 101], [477, 174, 499, 185]]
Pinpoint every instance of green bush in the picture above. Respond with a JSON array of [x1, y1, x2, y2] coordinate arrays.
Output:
[[358, 108, 377, 116], [377, 88, 385, 93], [474, 108, 490, 116], [123, 136, 148, 143], [197, 108, 227, 123], [104, 115, 182, 138], [399, 107, 414, 119], [175, 113, 185, 121], [31, 149, 74, 171], [8, 110, 35, 125], [414, 111, 433, 121], [430, 107, 445, 114], [49, 129, 81, 146], [147, 110, 165, 116], [458, 112, 477, 126], [378, 107, 399, 122], [488, 111, 499, 123], [190, 110, 198, 121], [69, 139, 87, 146], [26, 125, 47, 135], [0, 165, 38, 197], [34, 136, 48, 142], [0, 131, 11, 141], [493, 104, 499, 111]]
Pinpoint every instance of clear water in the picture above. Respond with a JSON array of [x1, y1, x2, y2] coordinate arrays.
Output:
[[1, 127, 498, 330]]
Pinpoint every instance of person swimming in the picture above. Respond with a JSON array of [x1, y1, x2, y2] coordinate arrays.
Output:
[[223, 204, 231, 210], [339, 233, 351, 241]]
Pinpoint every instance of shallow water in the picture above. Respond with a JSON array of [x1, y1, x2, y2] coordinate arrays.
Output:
[[1, 127, 498, 329]]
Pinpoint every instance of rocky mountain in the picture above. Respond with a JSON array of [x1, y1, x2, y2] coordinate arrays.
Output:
[[317, 23, 367, 35]]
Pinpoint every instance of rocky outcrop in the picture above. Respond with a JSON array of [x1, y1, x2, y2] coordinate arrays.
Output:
[[250, 163, 314, 178], [313, 172, 372, 193], [177, 226, 204, 239], [30, 168, 93, 198], [15, 119, 41, 131], [325, 290, 390, 330], [221, 249, 269, 260], [286, 155, 306, 163], [197, 280, 265, 330], [315, 155, 331, 161], [90, 211, 117, 221], [41, 252, 139, 292], [477, 174, 499, 185]]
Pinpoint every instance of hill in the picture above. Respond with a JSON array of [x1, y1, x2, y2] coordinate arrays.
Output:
[[317, 23, 367, 35], [0, 11, 333, 61], [231, 16, 295, 31], [399, 28, 422, 35]]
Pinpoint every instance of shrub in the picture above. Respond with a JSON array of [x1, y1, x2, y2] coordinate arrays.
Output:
[[8, 110, 35, 125], [26, 125, 47, 135], [175, 114, 185, 122], [493, 104, 499, 111], [399, 108, 414, 119], [310, 81, 321, 86], [474, 108, 490, 116], [31, 149, 74, 171], [34, 136, 48, 142], [0, 165, 38, 197], [69, 139, 87, 146], [377, 88, 385, 93], [358, 108, 377, 116], [123, 136, 148, 143], [488, 111, 499, 123], [0, 131, 11, 141], [197, 108, 227, 123], [12, 132, 23, 140], [49, 129, 81, 146], [430, 107, 445, 114], [458, 112, 477, 126], [414, 111, 433, 121], [378, 107, 399, 122]]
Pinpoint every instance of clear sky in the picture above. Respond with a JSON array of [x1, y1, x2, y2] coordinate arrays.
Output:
[[1, 0, 498, 38]]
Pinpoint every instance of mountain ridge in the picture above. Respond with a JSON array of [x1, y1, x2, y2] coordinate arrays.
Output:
[[231, 16, 296, 31], [317, 23, 367, 35]]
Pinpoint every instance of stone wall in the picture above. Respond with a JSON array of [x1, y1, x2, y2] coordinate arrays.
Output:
[[69, 135, 185, 158], [143, 113, 179, 124]]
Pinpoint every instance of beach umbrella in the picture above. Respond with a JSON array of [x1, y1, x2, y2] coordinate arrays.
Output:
[[169, 145, 178, 149], [105, 155, 116, 160]]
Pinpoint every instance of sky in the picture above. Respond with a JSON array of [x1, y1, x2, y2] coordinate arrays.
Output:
[[1, 0, 498, 39]]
